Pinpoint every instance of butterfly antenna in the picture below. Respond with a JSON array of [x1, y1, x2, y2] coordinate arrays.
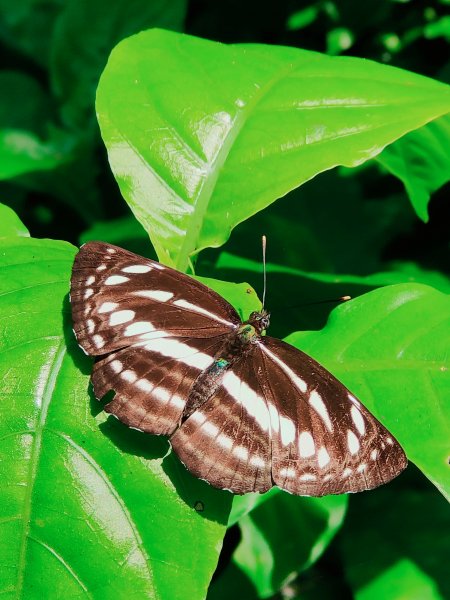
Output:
[[262, 235, 267, 310]]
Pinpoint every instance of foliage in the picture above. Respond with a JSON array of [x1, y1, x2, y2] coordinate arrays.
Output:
[[0, 1, 449, 599]]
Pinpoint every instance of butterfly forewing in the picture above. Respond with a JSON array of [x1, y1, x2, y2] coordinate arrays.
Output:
[[70, 241, 240, 356], [71, 241, 407, 496]]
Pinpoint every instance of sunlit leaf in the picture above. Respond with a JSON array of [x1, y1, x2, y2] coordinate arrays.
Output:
[[97, 28, 450, 270]]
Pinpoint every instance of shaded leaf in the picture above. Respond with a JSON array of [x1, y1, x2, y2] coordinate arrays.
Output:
[[339, 482, 449, 599], [233, 494, 348, 598], [50, 0, 187, 128], [377, 115, 450, 222]]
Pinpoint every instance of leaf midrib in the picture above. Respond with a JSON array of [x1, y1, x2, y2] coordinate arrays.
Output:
[[175, 58, 306, 272], [16, 339, 66, 598]]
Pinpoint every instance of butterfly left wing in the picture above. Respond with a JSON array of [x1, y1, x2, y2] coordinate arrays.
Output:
[[171, 336, 407, 496], [70, 241, 241, 356], [70, 241, 242, 435]]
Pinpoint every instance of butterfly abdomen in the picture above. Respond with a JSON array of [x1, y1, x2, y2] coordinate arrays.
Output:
[[183, 327, 258, 420]]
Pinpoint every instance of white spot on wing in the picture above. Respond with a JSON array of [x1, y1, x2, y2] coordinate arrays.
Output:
[[125, 321, 155, 336], [279, 415, 296, 445], [87, 319, 95, 334], [260, 344, 307, 393], [348, 393, 361, 407], [84, 288, 93, 299], [357, 463, 367, 473], [98, 301, 118, 314], [134, 290, 173, 302], [96, 264, 106, 272], [222, 371, 270, 432], [309, 389, 333, 432], [268, 403, 280, 433], [93, 334, 104, 349], [122, 265, 152, 274], [109, 310, 135, 326], [202, 421, 219, 438], [173, 298, 234, 326], [371, 449, 378, 460], [299, 431, 315, 457], [233, 445, 249, 461], [250, 455, 266, 468], [143, 338, 214, 370], [347, 430, 360, 455], [110, 360, 122, 374], [299, 473, 316, 481], [351, 405, 365, 435], [137, 379, 153, 392], [122, 370, 137, 383], [318, 446, 330, 468], [105, 275, 129, 285], [342, 467, 352, 478], [153, 387, 170, 403], [279, 467, 296, 478], [217, 433, 233, 450], [189, 411, 207, 426], [170, 395, 185, 409], [86, 275, 95, 286]]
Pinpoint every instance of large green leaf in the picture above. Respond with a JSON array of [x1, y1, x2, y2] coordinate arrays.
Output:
[[96, 28, 450, 271], [287, 284, 450, 500], [0, 223, 235, 598], [377, 114, 450, 222], [50, 0, 187, 128]]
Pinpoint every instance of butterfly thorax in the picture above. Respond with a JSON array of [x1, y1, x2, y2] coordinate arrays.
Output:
[[182, 310, 270, 421]]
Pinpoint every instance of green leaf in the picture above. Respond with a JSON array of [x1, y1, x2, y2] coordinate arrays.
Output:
[[0, 72, 69, 180], [50, 0, 187, 128], [287, 284, 450, 500], [0, 232, 236, 598], [377, 115, 450, 221], [233, 494, 348, 598], [0, 203, 29, 237], [96, 28, 450, 270], [339, 484, 449, 599], [212, 252, 450, 339]]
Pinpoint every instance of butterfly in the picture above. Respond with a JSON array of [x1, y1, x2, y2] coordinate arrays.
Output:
[[70, 241, 407, 496]]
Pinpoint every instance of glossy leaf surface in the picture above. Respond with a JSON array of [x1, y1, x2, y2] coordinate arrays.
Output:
[[0, 227, 234, 599], [97, 28, 450, 270]]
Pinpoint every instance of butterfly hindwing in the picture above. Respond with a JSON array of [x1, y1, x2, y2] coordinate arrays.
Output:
[[171, 356, 273, 494], [92, 335, 229, 435], [70, 241, 240, 356]]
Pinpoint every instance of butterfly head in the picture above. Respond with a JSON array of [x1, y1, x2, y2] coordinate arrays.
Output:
[[247, 309, 270, 334]]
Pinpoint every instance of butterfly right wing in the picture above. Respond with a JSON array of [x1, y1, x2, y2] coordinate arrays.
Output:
[[258, 337, 408, 495], [170, 336, 407, 496]]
